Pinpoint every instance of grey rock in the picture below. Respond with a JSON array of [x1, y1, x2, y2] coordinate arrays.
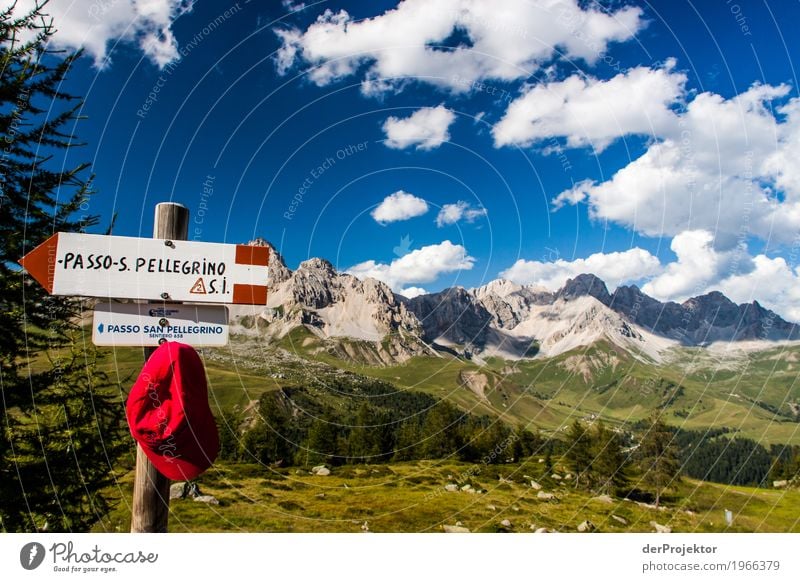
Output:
[[611, 515, 628, 525], [591, 494, 614, 504], [500, 519, 512, 528], [577, 520, 596, 532], [194, 495, 219, 505], [169, 482, 187, 500], [537, 492, 555, 500], [650, 521, 672, 533], [311, 465, 331, 476], [444, 483, 459, 492], [530, 480, 542, 490]]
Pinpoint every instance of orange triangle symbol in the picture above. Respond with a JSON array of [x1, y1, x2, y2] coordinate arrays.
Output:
[[19, 233, 59, 293], [190, 277, 207, 294]]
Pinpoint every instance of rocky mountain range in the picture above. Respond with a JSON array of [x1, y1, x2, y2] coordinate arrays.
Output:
[[230, 240, 799, 363]]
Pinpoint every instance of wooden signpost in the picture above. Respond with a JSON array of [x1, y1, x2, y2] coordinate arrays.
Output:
[[18, 202, 270, 533]]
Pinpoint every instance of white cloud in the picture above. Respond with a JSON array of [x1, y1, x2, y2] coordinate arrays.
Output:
[[493, 62, 686, 150], [550, 80, 800, 246], [274, 0, 645, 94], [639, 229, 800, 322], [371, 191, 429, 224], [641, 230, 732, 300], [347, 241, 475, 290], [398, 286, 428, 299], [15, 0, 192, 68], [436, 201, 488, 226], [499, 230, 800, 321], [500, 247, 662, 291], [717, 255, 800, 322], [383, 106, 456, 150], [282, 0, 306, 11]]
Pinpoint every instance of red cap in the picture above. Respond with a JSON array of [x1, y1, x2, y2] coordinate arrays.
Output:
[[126, 342, 219, 481]]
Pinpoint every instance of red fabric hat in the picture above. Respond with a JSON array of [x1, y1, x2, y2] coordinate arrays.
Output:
[[126, 341, 219, 481]]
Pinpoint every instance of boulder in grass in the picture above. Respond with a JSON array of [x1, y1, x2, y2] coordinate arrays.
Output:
[[611, 515, 628, 525], [194, 495, 219, 505], [537, 492, 555, 500], [170, 482, 187, 500], [311, 465, 331, 476], [530, 480, 542, 490], [577, 520, 596, 532], [650, 521, 671, 533], [443, 525, 470, 533]]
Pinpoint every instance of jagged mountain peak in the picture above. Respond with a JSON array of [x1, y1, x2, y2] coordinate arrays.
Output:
[[473, 278, 524, 299], [298, 256, 336, 273], [558, 273, 612, 304], [235, 242, 798, 362]]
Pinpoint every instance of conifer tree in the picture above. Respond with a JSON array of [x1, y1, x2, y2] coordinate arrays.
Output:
[[592, 421, 628, 493], [639, 415, 681, 507], [0, 1, 126, 532], [565, 419, 594, 489]]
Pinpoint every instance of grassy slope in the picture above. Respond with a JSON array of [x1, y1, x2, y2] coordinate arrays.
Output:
[[94, 459, 800, 533], [76, 329, 799, 533], [269, 330, 800, 444]]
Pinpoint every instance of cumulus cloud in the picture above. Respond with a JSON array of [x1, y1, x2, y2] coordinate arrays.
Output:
[[274, 0, 645, 94], [398, 286, 428, 299], [641, 231, 730, 300], [436, 201, 488, 227], [550, 80, 800, 246], [15, 0, 192, 68], [371, 191, 429, 224], [640, 229, 800, 322], [493, 62, 686, 150], [383, 106, 456, 150], [717, 255, 800, 322], [347, 241, 475, 290], [500, 247, 662, 291], [503, 230, 800, 321]]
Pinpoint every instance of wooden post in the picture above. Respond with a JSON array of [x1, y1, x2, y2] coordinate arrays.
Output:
[[130, 202, 189, 533]]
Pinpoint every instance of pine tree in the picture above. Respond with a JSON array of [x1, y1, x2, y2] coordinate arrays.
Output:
[[639, 415, 681, 507], [1, 2, 126, 532], [592, 421, 628, 493], [420, 401, 461, 459], [303, 414, 339, 466], [565, 419, 594, 489], [241, 393, 293, 465]]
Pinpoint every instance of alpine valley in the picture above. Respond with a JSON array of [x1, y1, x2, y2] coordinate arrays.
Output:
[[211, 241, 800, 445]]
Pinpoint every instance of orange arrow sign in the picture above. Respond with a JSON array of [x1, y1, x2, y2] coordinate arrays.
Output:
[[17, 232, 269, 304], [18, 233, 59, 294]]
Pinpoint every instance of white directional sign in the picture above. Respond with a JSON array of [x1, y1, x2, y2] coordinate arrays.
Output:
[[18, 233, 269, 304], [92, 303, 230, 347]]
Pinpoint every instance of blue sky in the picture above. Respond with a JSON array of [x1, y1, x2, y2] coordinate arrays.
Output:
[[29, 0, 800, 318]]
